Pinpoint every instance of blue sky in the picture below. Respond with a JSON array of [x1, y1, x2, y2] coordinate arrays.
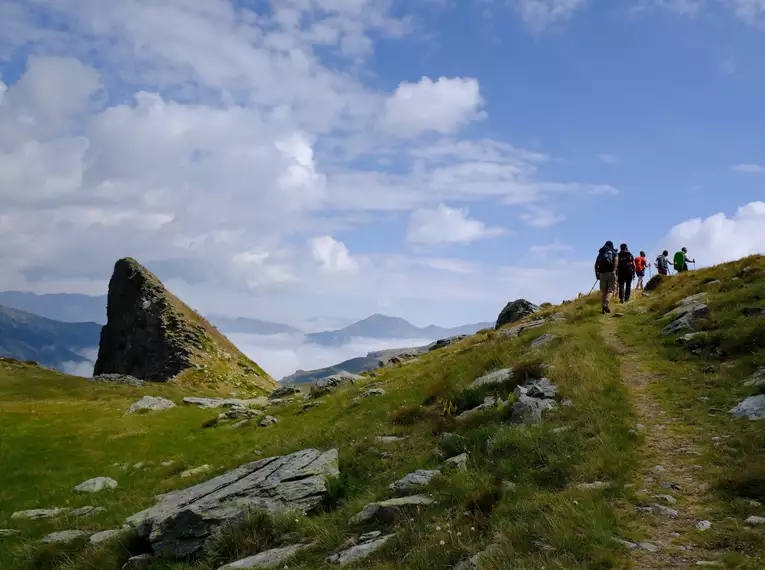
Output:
[[0, 0, 764, 329]]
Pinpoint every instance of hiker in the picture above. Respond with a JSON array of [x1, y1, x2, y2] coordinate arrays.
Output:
[[656, 250, 672, 276], [634, 250, 648, 290], [595, 240, 618, 314], [674, 247, 695, 273], [617, 243, 636, 303]]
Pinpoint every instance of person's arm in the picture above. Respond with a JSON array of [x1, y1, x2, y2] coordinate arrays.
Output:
[[612, 255, 618, 273], [594, 260, 599, 278]]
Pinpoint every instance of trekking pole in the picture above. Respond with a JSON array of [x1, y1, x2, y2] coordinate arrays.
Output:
[[589, 279, 598, 295]]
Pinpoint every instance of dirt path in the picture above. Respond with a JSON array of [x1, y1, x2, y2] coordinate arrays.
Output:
[[601, 316, 721, 569]]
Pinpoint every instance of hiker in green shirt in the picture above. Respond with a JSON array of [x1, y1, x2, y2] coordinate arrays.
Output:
[[673, 247, 695, 273]]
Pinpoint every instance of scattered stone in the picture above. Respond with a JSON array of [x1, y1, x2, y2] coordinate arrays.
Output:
[[526, 377, 557, 399], [70, 506, 107, 517], [639, 503, 678, 517], [676, 333, 703, 345], [429, 336, 467, 351], [470, 368, 513, 389], [614, 538, 637, 550], [89, 529, 123, 545], [376, 436, 406, 444], [161, 460, 175, 467], [298, 401, 323, 414], [744, 368, 765, 388], [457, 396, 499, 421], [748, 500, 762, 507], [654, 494, 678, 505], [231, 420, 249, 429], [122, 554, 153, 569], [258, 415, 278, 427], [183, 397, 268, 409], [612, 313, 625, 318], [359, 531, 382, 541], [653, 465, 667, 472], [326, 533, 395, 565], [742, 307, 765, 317], [443, 453, 468, 471], [268, 385, 302, 400], [661, 481, 682, 491], [126, 448, 338, 559], [180, 465, 212, 479], [362, 388, 386, 398], [453, 544, 501, 570], [389, 470, 441, 492], [661, 298, 709, 336], [696, 562, 721, 567], [639, 542, 659, 553], [695, 520, 712, 531], [730, 395, 765, 420], [502, 480, 517, 491], [219, 406, 263, 421], [349, 495, 435, 525], [510, 394, 557, 425], [11, 508, 67, 520], [578, 481, 609, 491], [530, 334, 555, 349], [75, 477, 118, 493], [745, 515, 765, 525], [310, 372, 363, 397], [126, 396, 176, 414], [90, 374, 145, 387], [0, 529, 20, 537], [267, 398, 294, 406], [218, 543, 311, 569], [41, 530, 89, 544]]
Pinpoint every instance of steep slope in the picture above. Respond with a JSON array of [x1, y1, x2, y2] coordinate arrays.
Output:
[[306, 313, 491, 346], [94, 258, 275, 394], [4, 256, 765, 569], [0, 305, 101, 372]]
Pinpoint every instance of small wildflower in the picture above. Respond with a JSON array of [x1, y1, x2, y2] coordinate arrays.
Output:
[[436, 526, 441, 531], [457, 532, 462, 537], [440, 540, 445, 546], [471, 526, 476, 531]]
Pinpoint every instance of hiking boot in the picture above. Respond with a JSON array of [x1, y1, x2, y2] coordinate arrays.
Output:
[[602, 305, 611, 314]]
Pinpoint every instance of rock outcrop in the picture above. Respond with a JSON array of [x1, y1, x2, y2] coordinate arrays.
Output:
[[349, 495, 434, 525], [126, 396, 176, 414], [661, 294, 709, 336], [126, 448, 338, 559], [326, 533, 396, 565], [218, 543, 311, 569], [730, 395, 765, 420], [495, 299, 540, 329], [310, 372, 362, 397], [94, 258, 275, 394]]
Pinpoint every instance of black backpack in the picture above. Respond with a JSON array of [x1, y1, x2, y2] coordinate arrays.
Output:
[[656, 255, 668, 271], [618, 251, 634, 273], [596, 247, 616, 273]]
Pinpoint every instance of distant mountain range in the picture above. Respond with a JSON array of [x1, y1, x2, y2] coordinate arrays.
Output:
[[0, 291, 108, 324], [305, 314, 492, 346], [206, 316, 302, 335], [0, 305, 101, 373]]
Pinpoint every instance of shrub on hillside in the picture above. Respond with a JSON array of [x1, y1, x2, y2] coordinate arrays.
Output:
[[391, 404, 425, 425], [644, 274, 666, 292]]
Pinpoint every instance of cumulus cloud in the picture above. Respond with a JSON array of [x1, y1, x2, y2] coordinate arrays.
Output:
[[407, 204, 505, 245], [729, 0, 765, 24], [520, 205, 565, 228], [731, 163, 765, 173], [659, 202, 765, 266], [380, 77, 485, 137], [310, 236, 360, 273], [529, 242, 574, 256], [512, 0, 587, 31]]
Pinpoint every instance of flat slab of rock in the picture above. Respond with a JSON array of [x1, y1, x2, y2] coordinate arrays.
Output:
[[218, 543, 311, 569], [41, 530, 90, 544], [11, 508, 67, 520], [75, 477, 118, 493], [745, 368, 765, 388], [361, 388, 386, 398], [258, 415, 278, 427], [126, 396, 176, 414], [90, 374, 145, 387], [730, 395, 765, 420], [389, 470, 440, 492], [443, 453, 468, 471], [219, 407, 263, 421], [530, 334, 555, 349], [326, 533, 395, 565], [470, 368, 513, 389], [310, 372, 362, 397], [526, 377, 557, 399], [429, 336, 467, 352], [126, 448, 338, 559], [122, 554, 152, 569], [349, 495, 434, 525], [298, 401, 323, 414], [453, 544, 501, 569], [268, 385, 302, 400], [71, 506, 107, 517], [183, 397, 267, 409], [181, 465, 212, 478], [456, 396, 498, 421], [376, 436, 406, 443], [745, 515, 765, 525], [90, 529, 123, 544], [661, 299, 709, 336]]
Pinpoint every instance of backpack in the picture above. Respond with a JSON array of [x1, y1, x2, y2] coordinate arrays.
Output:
[[618, 251, 634, 274], [635, 256, 646, 272], [656, 256, 668, 271], [596, 247, 616, 273]]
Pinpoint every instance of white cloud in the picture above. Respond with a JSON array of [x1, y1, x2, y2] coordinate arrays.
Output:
[[597, 153, 622, 164], [731, 163, 765, 173], [659, 202, 765, 266], [728, 0, 765, 24], [639, 0, 704, 16], [512, 0, 587, 31], [310, 236, 360, 273], [407, 204, 505, 245], [521, 205, 565, 228], [529, 241, 574, 255], [381, 77, 484, 137]]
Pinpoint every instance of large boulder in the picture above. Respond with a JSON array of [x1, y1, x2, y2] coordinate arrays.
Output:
[[268, 385, 302, 400], [94, 258, 275, 394], [730, 395, 765, 420], [126, 448, 338, 559], [495, 300, 540, 330], [310, 372, 362, 397], [126, 396, 176, 414]]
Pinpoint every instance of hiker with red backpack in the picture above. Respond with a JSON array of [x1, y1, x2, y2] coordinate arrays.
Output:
[[655, 250, 672, 276], [616, 243, 636, 303], [634, 251, 648, 290], [595, 241, 618, 314]]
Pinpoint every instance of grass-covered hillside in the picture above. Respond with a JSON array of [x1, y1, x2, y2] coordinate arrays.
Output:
[[2, 255, 765, 569]]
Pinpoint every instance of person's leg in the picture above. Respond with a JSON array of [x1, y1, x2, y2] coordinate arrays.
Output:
[[625, 275, 632, 302], [600, 276, 608, 312], [618, 274, 626, 303]]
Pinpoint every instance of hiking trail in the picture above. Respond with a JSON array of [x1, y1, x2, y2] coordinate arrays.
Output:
[[601, 315, 722, 569]]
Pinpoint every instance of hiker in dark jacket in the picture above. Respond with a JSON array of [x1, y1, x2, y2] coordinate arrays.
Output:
[[656, 250, 671, 276], [595, 241, 618, 314], [617, 243, 636, 303]]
